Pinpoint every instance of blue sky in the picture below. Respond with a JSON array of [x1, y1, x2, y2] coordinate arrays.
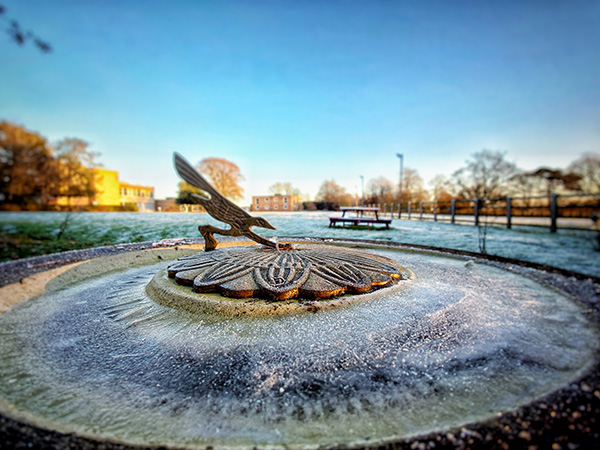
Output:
[[1, 0, 599, 204]]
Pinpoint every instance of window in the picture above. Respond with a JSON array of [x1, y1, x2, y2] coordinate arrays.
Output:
[[284, 204, 288, 210], [255, 198, 259, 204], [265, 197, 269, 202], [256, 206, 260, 210], [265, 206, 269, 210], [274, 205, 278, 210], [284, 197, 288, 203]]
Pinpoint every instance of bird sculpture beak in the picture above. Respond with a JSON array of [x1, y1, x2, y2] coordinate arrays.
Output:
[[263, 220, 276, 230]]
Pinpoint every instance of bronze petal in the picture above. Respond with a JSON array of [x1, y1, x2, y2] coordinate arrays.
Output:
[[311, 263, 372, 293], [193, 262, 253, 293]]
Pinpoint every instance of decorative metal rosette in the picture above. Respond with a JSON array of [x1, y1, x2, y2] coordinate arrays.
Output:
[[167, 245, 404, 300]]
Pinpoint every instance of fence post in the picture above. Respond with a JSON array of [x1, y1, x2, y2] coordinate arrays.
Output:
[[408, 201, 412, 220], [398, 202, 401, 219], [433, 201, 437, 222], [506, 197, 512, 229], [550, 194, 558, 233], [419, 201, 423, 220], [474, 198, 480, 227], [451, 199, 456, 224]]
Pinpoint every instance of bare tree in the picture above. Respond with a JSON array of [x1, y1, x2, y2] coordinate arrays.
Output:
[[429, 174, 455, 202], [510, 171, 541, 206], [519, 167, 581, 196], [268, 182, 300, 196], [568, 153, 600, 194], [452, 150, 518, 199], [0, 5, 52, 52], [401, 168, 428, 203], [366, 176, 395, 204]]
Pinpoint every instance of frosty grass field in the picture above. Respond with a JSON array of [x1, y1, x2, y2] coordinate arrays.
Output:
[[1, 211, 598, 278]]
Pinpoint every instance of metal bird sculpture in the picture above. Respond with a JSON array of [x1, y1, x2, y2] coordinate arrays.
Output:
[[173, 152, 289, 251]]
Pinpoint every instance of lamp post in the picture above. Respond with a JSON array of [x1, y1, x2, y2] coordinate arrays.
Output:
[[360, 175, 364, 205], [396, 153, 403, 218]]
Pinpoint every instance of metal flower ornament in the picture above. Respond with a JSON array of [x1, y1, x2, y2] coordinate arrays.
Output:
[[171, 153, 405, 301], [167, 245, 404, 300]]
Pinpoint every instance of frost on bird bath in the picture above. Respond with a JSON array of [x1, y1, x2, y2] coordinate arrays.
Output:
[[0, 154, 598, 450], [170, 152, 405, 301]]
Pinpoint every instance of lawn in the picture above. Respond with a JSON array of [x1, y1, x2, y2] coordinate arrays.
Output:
[[1, 211, 598, 277]]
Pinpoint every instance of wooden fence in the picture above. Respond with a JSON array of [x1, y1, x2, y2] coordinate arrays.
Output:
[[375, 193, 599, 232]]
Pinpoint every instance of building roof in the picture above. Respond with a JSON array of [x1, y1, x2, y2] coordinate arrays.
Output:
[[119, 182, 154, 190]]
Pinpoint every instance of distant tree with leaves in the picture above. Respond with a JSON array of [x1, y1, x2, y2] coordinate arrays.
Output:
[[315, 179, 353, 209], [0, 121, 55, 206], [0, 122, 100, 209], [176, 181, 204, 206], [54, 138, 98, 207], [199, 157, 244, 201], [177, 157, 244, 203], [452, 150, 518, 199]]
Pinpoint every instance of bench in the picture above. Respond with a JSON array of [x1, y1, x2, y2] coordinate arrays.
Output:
[[329, 206, 393, 229], [329, 216, 392, 229]]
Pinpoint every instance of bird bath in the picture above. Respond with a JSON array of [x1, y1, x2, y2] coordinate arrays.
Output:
[[1, 156, 599, 448], [0, 238, 598, 449]]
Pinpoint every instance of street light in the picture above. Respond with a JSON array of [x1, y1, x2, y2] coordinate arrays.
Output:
[[360, 175, 364, 204], [396, 153, 403, 218]]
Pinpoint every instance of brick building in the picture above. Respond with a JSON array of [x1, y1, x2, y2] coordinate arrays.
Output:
[[251, 194, 301, 212]]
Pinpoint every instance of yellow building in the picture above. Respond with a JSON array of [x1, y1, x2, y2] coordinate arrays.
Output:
[[53, 168, 155, 211], [251, 194, 301, 212]]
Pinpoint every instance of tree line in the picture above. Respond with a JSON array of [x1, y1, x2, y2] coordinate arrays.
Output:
[[176, 149, 598, 212], [0, 121, 99, 210], [4, 121, 598, 212], [175, 149, 599, 212], [309, 150, 599, 210]]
